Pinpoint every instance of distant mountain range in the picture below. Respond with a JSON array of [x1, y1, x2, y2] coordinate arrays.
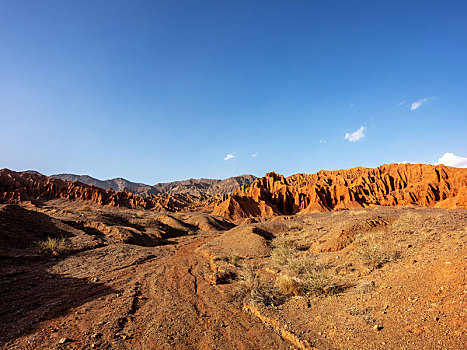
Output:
[[50, 173, 257, 197]]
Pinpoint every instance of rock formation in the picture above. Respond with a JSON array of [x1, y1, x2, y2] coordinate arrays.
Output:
[[0, 169, 204, 212], [212, 164, 467, 220], [51, 173, 257, 197], [151, 175, 258, 196]]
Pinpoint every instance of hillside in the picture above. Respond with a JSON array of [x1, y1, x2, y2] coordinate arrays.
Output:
[[51, 174, 147, 192], [51, 173, 257, 197], [1, 202, 465, 349], [0, 164, 466, 349], [151, 175, 258, 196], [0, 169, 204, 212], [212, 164, 467, 220]]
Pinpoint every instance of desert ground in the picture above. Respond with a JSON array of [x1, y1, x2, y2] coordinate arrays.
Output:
[[1, 200, 465, 349]]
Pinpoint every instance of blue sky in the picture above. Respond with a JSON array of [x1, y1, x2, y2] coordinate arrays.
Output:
[[1, 1, 466, 183]]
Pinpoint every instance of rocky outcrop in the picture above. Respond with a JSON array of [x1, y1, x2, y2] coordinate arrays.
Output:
[[50, 174, 147, 192], [212, 164, 467, 220], [151, 175, 258, 196], [51, 173, 257, 197], [0, 169, 204, 212]]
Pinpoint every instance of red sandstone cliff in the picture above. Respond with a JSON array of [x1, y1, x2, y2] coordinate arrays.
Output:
[[0, 169, 203, 212], [212, 164, 467, 220]]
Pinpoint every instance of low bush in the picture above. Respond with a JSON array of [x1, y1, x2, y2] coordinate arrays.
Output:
[[275, 275, 303, 296], [225, 254, 244, 267], [228, 266, 279, 306], [38, 237, 66, 256], [271, 237, 336, 297], [355, 242, 396, 269], [270, 236, 297, 266]]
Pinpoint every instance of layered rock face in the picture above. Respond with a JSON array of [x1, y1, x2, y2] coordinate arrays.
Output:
[[0, 169, 203, 212], [212, 164, 467, 220]]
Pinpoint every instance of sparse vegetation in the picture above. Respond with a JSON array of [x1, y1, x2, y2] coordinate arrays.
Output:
[[301, 269, 335, 296], [270, 236, 297, 266], [355, 241, 397, 270], [287, 224, 303, 231], [285, 256, 335, 296], [391, 211, 419, 231], [38, 236, 66, 256], [226, 254, 244, 267], [270, 236, 336, 296], [228, 266, 279, 306], [275, 275, 303, 296]]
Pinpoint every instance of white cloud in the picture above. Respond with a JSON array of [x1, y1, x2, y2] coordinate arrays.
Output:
[[435, 152, 467, 168], [410, 98, 429, 111], [344, 126, 365, 142], [319, 140, 327, 144], [400, 161, 409, 164], [251, 153, 258, 158], [223, 153, 235, 161], [398, 100, 407, 106]]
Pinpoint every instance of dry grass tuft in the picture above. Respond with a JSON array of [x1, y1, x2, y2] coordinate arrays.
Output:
[[355, 241, 397, 269], [270, 236, 297, 266], [226, 254, 244, 267], [391, 211, 419, 231], [228, 266, 279, 306], [301, 270, 335, 296], [270, 236, 336, 297], [38, 237, 66, 256], [275, 275, 303, 296]]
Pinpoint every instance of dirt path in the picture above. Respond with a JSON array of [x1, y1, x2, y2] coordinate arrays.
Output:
[[2, 233, 291, 350]]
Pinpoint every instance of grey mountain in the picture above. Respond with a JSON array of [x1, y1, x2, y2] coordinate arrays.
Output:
[[51, 173, 257, 197]]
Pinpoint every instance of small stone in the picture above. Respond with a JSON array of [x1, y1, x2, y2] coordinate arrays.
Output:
[[373, 325, 383, 331], [59, 337, 68, 344]]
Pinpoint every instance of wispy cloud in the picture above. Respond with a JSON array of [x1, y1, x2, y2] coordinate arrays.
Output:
[[223, 152, 235, 161], [344, 126, 365, 142], [435, 152, 467, 168], [349, 103, 354, 109], [319, 140, 327, 144], [410, 98, 429, 111], [398, 100, 407, 106]]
